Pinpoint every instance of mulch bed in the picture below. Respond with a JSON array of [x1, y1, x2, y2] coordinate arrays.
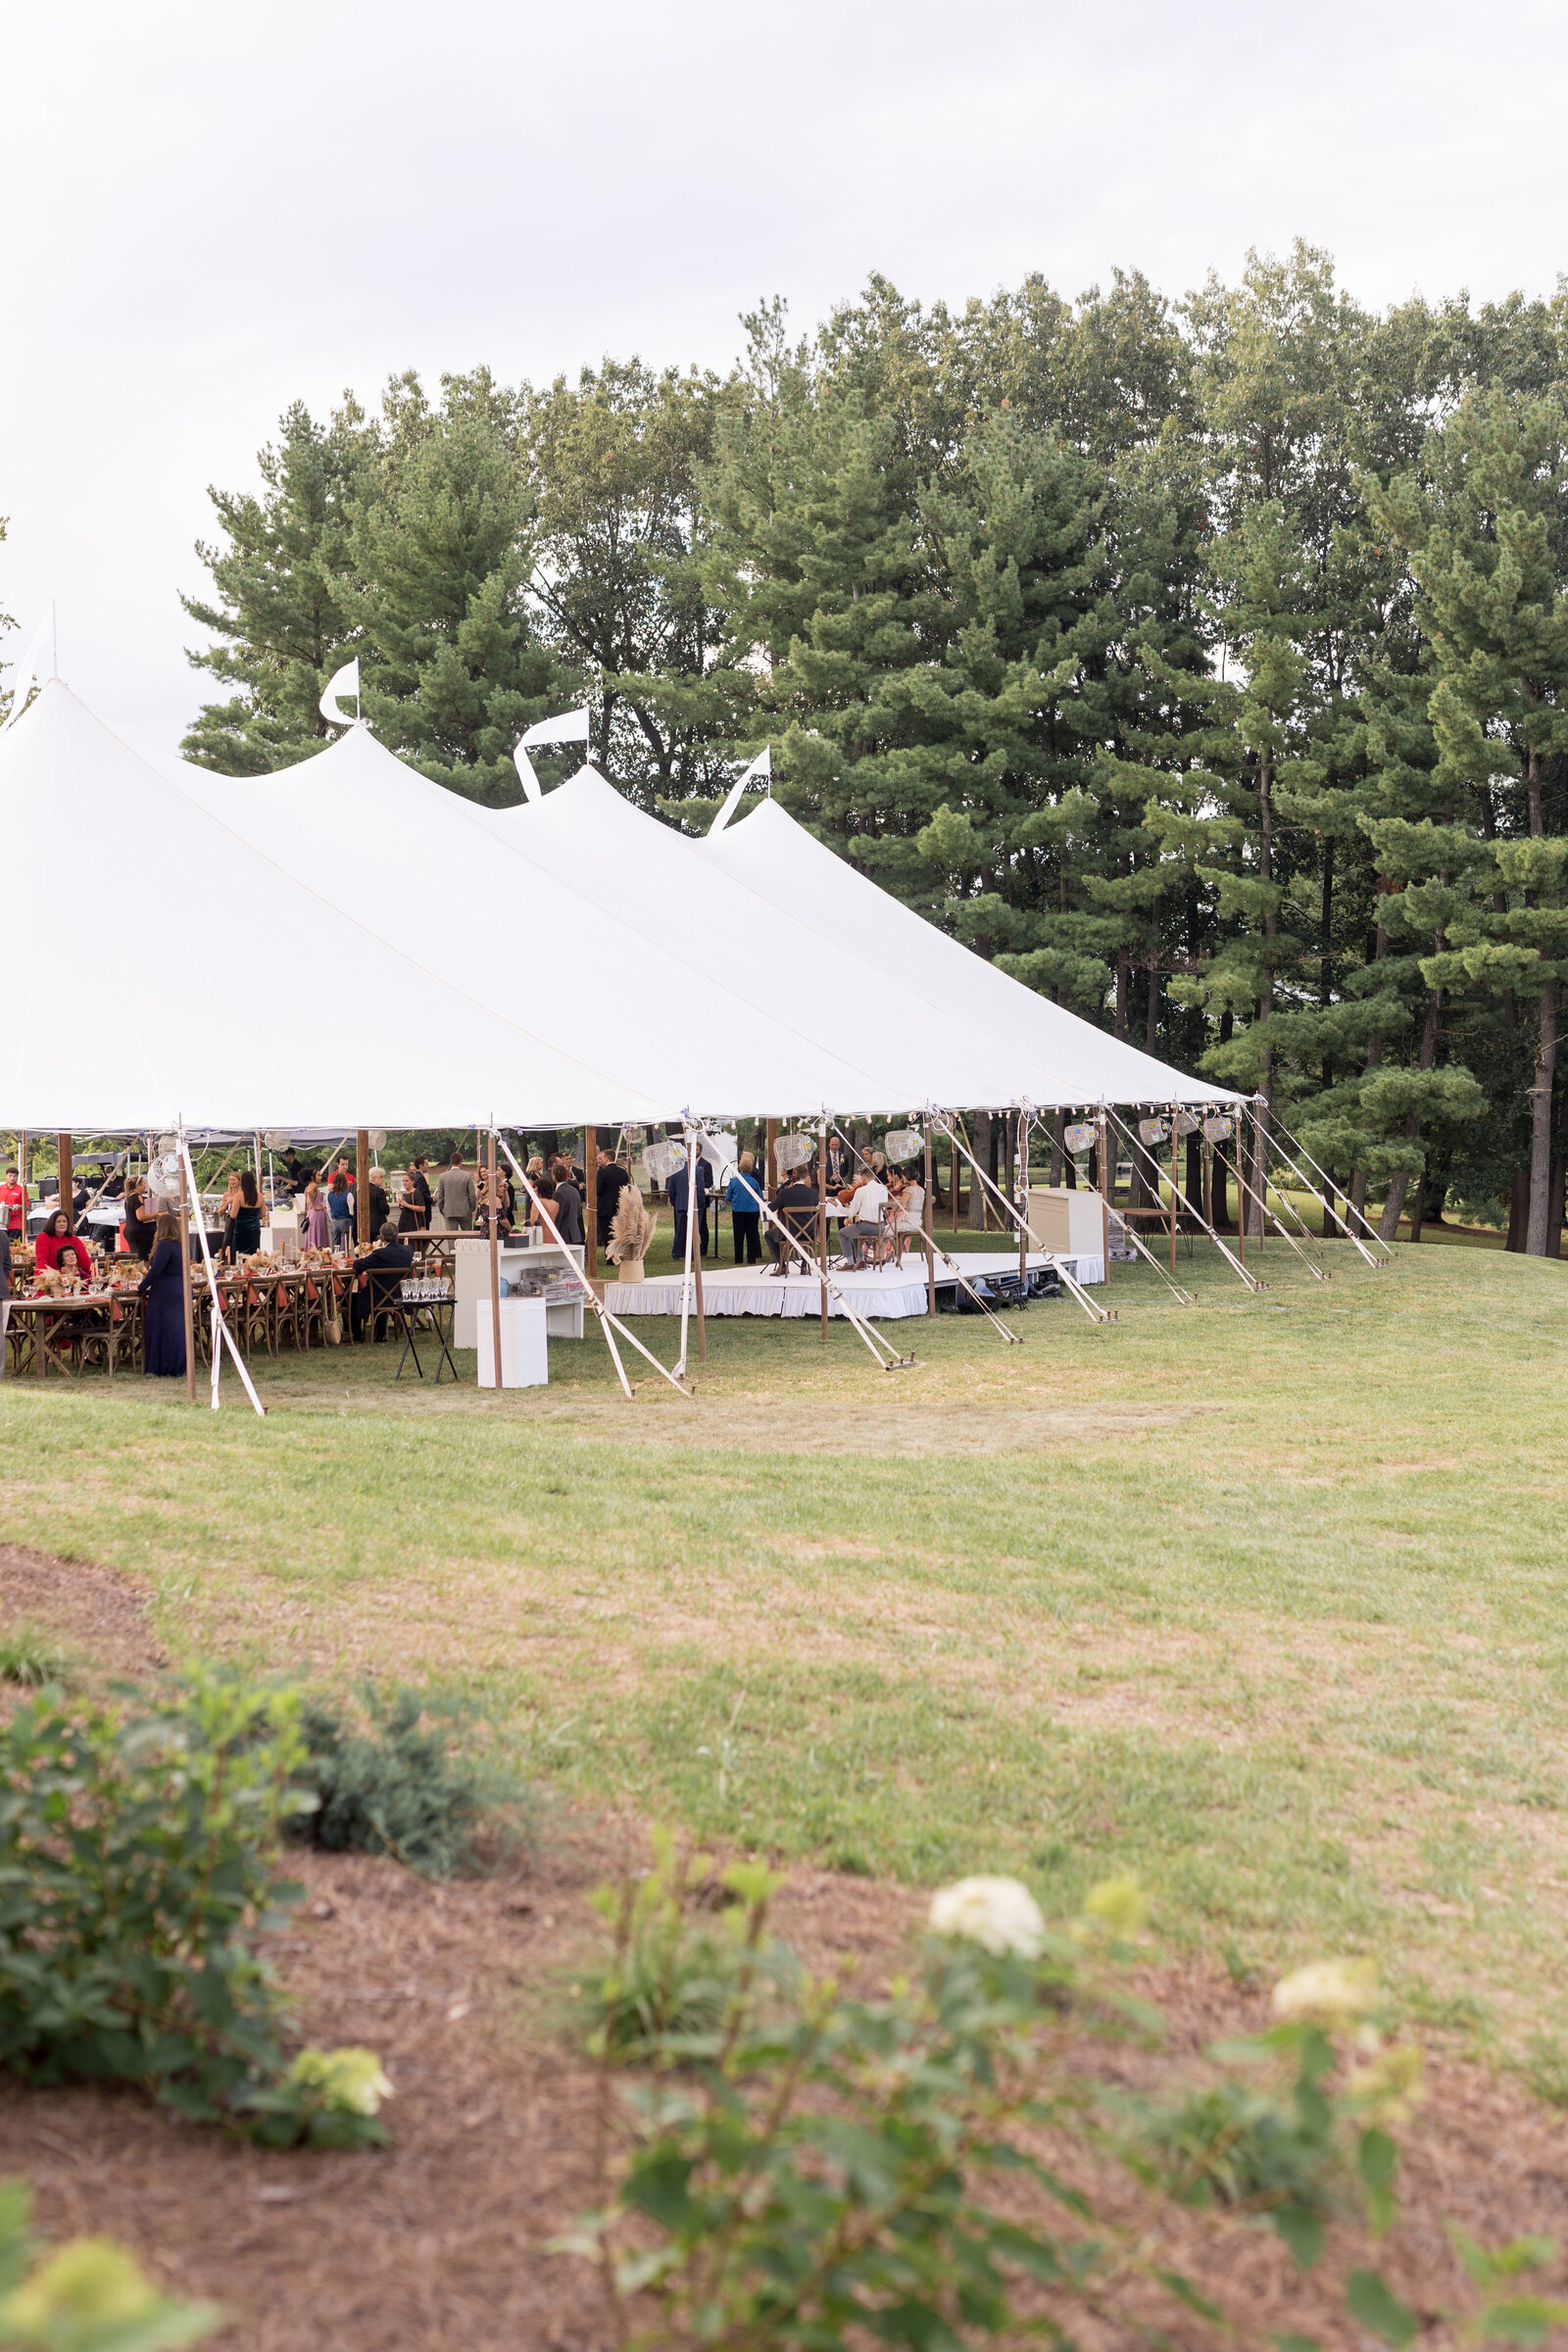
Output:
[[0, 1542, 165, 1681], [2, 1547, 1567, 2348]]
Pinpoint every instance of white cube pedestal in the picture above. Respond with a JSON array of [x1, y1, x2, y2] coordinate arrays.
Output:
[[475, 1297, 549, 1390]]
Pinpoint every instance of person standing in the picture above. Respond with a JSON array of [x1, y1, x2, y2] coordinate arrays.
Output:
[[121, 1175, 158, 1261], [726, 1152, 763, 1265], [409, 1157, 433, 1229], [302, 1176, 332, 1251], [228, 1171, 263, 1261], [595, 1145, 631, 1250], [436, 1151, 476, 1232], [667, 1151, 711, 1262], [0, 1164, 27, 1242], [327, 1169, 355, 1253], [138, 1212, 187, 1378], [367, 1168, 390, 1237], [550, 1156, 585, 1248]]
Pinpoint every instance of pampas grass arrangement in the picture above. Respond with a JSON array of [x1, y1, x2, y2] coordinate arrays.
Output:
[[608, 1185, 654, 1279]]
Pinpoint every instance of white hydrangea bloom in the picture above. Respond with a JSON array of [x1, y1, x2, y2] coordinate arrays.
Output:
[[1271, 1957, 1380, 2026], [928, 1876, 1046, 1959]]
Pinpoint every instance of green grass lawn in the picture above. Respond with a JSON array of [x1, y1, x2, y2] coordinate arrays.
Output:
[[3, 1227, 1566, 2052]]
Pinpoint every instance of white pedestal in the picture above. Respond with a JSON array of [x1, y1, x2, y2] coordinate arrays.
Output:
[[475, 1297, 549, 1389], [265, 1211, 300, 1263], [1026, 1187, 1107, 1278]]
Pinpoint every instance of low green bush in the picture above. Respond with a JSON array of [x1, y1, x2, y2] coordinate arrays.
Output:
[[562, 1853, 1568, 2352], [0, 1625, 74, 1690], [0, 1669, 389, 2147], [292, 1680, 533, 1878]]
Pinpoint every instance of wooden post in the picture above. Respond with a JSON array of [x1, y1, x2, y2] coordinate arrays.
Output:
[[584, 1125, 598, 1280], [765, 1116, 778, 1198], [1018, 1110, 1029, 1290], [357, 1129, 370, 1250], [57, 1133, 74, 1233], [924, 1129, 936, 1316], [488, 1127, 503, 1387], [177, 1149, 196, 1406], [1170, 1105, 1179, 1276], [1237, 1122, 1247, 1267], [818, 1128, 829, 1338], [1097, 1108, 1110, 1282], [950, 1129, 959, 1231], [693, 1143, 707, 1362]]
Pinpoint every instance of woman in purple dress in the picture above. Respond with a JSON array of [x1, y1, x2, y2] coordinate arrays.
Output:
[[138, 1212, 187, 1378]]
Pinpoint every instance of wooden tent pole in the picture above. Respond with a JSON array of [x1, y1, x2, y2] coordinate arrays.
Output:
[[57, 1133, 73, 1233], [1170, 1103, 1179, 1276], [1098, 1108, 1110, 1281], [924, 1127, 936, 1316], [765, 1116, 778, 1198], [951, 1128, 959, 1232], [488, 1126, 503, 1387], [177, 1143, 196, 1406], [1018, 1110, 1029, 1290], [584, 1125, 598, 1280], [356, 1129, 370, 1250]]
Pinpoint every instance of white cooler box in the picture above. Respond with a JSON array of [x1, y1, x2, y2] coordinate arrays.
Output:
[[475, 1296, 549, 1390]]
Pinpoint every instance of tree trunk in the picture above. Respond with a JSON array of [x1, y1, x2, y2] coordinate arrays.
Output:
[[1185, 1133, 1203, 1218], [1210, 1144, 1232, 1232], [1507, 1166, 1530, 1251], [1527, 975, 1558, 1254], [1547, 1154, 1565, 1259], [1378, 991, 1441, 1243], [1349, 1169, 1367, 1228], [1050, 1109, 1065, 1187], [970, 1112, 992, 1230]]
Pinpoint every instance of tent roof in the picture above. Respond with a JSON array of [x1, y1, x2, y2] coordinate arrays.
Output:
[[696, 798, 1243, 1109], [0, 682, 668, 1130]]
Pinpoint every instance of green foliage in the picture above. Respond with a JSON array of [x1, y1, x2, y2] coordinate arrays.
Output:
[[0, 2178, 220, 2351], [0, 1625, 73, 1689], [0, 1669, 386, 2145], [292, 1680, 533, 1878]]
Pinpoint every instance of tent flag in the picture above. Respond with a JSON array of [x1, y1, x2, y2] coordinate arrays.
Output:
[[318, 658, 361, 729], [709, 746, 770, 836], [519, 707, 590, 749]]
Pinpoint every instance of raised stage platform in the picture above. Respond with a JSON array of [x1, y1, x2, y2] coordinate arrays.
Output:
[[602, 1249, 1103, 1320]]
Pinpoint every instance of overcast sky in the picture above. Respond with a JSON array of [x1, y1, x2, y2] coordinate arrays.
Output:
[[1, 0, 1562, 760]]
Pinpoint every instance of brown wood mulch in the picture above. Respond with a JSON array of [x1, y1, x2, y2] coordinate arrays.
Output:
[[1, 1548, 1567, 2348]]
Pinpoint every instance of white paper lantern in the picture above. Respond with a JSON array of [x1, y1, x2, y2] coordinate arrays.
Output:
[[773, 1132, 814, 1172], [644, 1138, 687, 1184], [368, 1128, 387, 1152], [1202, 1115, 1235, 1144], [1176, 1112, 1200, 1137], [1063, 1121, 1096, 1154], [883, 1126, 922, 1163], [264, 1130, 291, 1152], [1138, 1117, 1171, 1147]]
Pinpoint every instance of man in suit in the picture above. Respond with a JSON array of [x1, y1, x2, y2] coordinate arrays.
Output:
[[350, 1221, 416, 1341], [667, 1152, 711, 1261], [595, 1146, 632, 1249]]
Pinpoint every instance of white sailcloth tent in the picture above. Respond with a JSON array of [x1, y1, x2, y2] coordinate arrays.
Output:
[[696, 795, 1240, 1109], [0, 681, 668, 1129]]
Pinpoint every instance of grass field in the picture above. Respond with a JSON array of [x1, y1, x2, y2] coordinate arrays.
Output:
[[3, 1227, 1566, 2056]]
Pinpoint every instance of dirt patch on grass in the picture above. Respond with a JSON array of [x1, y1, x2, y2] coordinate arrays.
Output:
[[3, 1843, 1568, 2350], [0, 1543, 163, 1680]]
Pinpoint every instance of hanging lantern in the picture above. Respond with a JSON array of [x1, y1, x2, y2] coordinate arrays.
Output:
[[883, 1126, 922, 1163], [1138, 1117, 1171, 1147], [1202, 1115, 1234, 1144], [774, 1132, 815, 1172], [644, 1139, 687, 1184], [1063, 1121, 1096, 1154], [263, 1130, 291, 1152], [1176, 1112, 1200, 1137], [368, 1128, 387, 1152]]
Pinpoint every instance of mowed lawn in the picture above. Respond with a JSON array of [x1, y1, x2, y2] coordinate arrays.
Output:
[[3, 1233, 1566, 2050]]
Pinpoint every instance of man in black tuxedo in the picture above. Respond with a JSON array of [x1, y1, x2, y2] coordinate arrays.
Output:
[[350, 1221, 416, 1341]]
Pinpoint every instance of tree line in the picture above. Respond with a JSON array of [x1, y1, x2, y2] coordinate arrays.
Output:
[[180, 242, 1568, 1252]]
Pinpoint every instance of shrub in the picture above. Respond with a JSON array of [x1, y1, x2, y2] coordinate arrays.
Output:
[[0, 2178, 221, 2351], [292, 1681, 532, 1878], [0, 1625, 73, 1690], [560, 1842, 1568, 2351], [0, 1669, 389, 2146]]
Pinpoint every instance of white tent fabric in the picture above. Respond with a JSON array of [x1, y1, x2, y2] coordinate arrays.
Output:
[[0, 682, 668, 1129], [166, 727, 961, 1119], [695, 796, 1241, 1109]]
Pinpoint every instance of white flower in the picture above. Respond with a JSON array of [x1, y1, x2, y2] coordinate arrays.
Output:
[[285, 2044, 395, 2116], [1271, 1957, 1380, 2026], [928, 1876, 1045, 1959]]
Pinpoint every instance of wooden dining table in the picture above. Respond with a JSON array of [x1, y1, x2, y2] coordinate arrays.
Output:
[[5, 1288, 145, 1378]]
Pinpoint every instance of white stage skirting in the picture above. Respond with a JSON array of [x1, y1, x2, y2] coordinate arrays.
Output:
[[603, 1250, 1102, 1320]]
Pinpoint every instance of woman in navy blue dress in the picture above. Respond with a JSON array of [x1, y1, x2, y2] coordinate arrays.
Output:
[[138, 1212, 187, 1378]]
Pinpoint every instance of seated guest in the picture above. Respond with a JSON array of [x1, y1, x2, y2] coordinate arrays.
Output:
[[770, 1167, 820, 1269], [839, 1170, 889, 1266], [890, 1172, 926, 1234], [351, 1220, 416, 1341], [35, 1209, 92, 1280]]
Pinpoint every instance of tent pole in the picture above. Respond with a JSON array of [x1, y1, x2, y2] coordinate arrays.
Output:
[[676, 1120, 697, 1381], [924, 1127, 936, 1316], [1097, 1107, 1110, 1281], [818, 1126, 829, 1339], [357, 1129, 370, 1251], [1103, 1106, 1258, 1293], [498, 1132, 672, 1398], [487, 1126, 503, 1388], [177, 1133, 195, 1406], [951, 1129, 958, 1232], [58, 1133, 74, 1233], [766, 1117, 778, 1200], [584, 1125, 598, 1281], [178, 1135, 266, 1416], [1170, 1103, 1179, 1277], [694, 1149, 707, 1364], [1018, 1109, 1029, 1292]]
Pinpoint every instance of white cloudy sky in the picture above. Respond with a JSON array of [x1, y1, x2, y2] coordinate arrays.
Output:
[[1, 0, 1561, 760]]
